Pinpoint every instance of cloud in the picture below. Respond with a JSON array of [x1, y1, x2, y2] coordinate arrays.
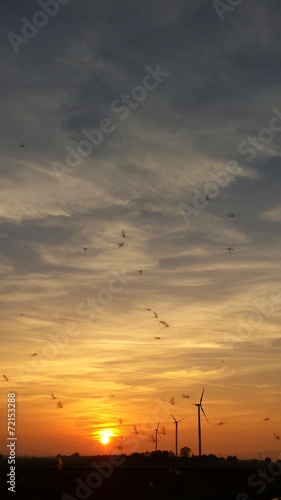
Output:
[[1, 0, 281, 456], [259, 204, 281, 221]]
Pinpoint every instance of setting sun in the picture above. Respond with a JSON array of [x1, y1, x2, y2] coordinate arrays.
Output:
[[100, 430, 113, 445]]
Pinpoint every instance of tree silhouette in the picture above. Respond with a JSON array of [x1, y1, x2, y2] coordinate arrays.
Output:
[[179, 446, 191, 457]]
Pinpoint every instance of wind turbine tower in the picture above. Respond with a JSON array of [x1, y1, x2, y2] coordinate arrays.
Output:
[[154, 421, 160, 452], [170, 414, 185, 457], [193, 387, 209, 457]]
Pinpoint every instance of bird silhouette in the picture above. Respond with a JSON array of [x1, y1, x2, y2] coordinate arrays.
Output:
[[228, 212, 234, 217], [51, 394, 56, 400], [169, 397, 175, 405], [217, 422, 224, 426], [138, 270, 143, 275], [118, 242, 124, 249], [274, 433, 280, 440], [31, 353, 38, 357], [82, 247, 87, 252], [120, 230, 126, 238], [155, 336, 161, 340], [3, 374, 8, 381], [205, 194, 209, 201], [145, 308, 151, 311], [159, 320, 169, 328], [262, 417, 270, 421], [20, 142, 25, 148], [225, 247, 234, 253], [133, 425, 139, 435], [57, 401, 63, 408], [182, 393, 190, 399]]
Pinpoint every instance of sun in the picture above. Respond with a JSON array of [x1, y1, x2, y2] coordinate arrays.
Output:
[[100, 430, 113, 445]]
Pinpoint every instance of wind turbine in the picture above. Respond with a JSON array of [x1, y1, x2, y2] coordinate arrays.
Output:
[[170, 414, 185, 457], [154, 421, 160, 452], [193, 387, 209, 457]]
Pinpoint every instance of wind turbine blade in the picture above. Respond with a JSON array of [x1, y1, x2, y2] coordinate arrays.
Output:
[[156, 421, 160, 430], [170, 413, 176, 422], [200, 387, 205, 404], [201, 405, 209, 423], [178, 417, 185, 423]]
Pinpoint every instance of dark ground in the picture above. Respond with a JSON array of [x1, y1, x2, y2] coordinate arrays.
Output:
[[1, 456, 281, 500]]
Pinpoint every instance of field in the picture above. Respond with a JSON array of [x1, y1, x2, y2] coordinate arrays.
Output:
[[1, 456, 281, 500]]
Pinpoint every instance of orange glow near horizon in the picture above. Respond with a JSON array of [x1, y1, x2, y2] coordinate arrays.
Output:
[[1, 394, 281, 459]]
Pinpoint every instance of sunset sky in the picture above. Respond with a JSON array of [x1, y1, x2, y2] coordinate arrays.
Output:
[[1, 0, 281, 459]]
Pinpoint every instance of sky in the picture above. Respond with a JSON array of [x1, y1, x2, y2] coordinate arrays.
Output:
[[1, 0, 281, 459]]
